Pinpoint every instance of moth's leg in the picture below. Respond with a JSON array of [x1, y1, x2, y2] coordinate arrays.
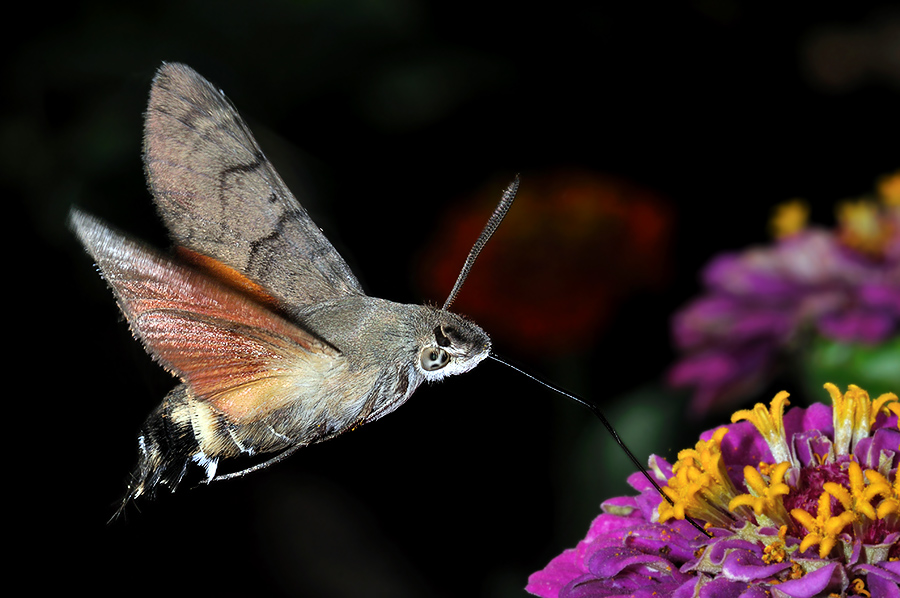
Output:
[[208, 444, 304, 483]]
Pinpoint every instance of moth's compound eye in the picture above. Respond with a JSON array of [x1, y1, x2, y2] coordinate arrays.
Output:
[[420, 346, 450, 371]]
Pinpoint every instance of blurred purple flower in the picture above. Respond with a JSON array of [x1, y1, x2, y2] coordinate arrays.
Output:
[[527, 384, 900, 598], [669, 174, 900, 414]]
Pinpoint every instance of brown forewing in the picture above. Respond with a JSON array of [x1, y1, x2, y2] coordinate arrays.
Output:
[[143, 62, 363, 312]]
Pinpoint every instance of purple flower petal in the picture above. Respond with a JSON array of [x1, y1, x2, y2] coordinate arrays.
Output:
[[875, 409, 899, 431], [817, 309, 896, 343], [586, 546, 680, 579], [699, 537, 760, 567], [795, 403, 834, 438], [668, 344, 776, 414], [867, 573, 900, 598], [527, 548, 586, 598], [564, 576, 685, 598], [704, 421, 770, 485], [720, 548, 791, 582], [609, 522, 702, 562], [859, 281, 900, 312], [792, 429, 833, 468], [697, 576, 769, 598], [854, 427, 900, 470], [626, 465, 682, 522], [667, 213, 899, 413], [856, 561, 900, 586], [703, 251, 803, 298], [769, 562, 842, 598], [671, 296, 745, 349], [670, 577, 701, 598], [880, 560, 900, 576], [585, 514, 642, 542], [600, 495, 641, 519]]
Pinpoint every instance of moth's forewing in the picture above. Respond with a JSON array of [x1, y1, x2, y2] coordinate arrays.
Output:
[[70, 210, 343, 423], [143, 63, 363, 313]]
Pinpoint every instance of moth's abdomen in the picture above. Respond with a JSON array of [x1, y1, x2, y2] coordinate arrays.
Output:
[[117, 379, 359, 513], [120, 385, 198, 510], [118, 383, 298, 514]]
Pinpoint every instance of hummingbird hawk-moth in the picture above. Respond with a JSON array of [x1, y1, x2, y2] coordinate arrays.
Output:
[[71, 63, 517, 513]]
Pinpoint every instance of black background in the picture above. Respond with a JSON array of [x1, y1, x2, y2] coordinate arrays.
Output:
[[6, 2, 899, 596]]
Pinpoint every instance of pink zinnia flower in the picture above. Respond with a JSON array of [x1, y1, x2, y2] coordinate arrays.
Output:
[[528, 384, 899, 598], [668, 173, 900, 414]]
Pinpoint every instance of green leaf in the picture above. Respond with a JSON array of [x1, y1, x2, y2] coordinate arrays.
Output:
[[801, 336, 900, 399]]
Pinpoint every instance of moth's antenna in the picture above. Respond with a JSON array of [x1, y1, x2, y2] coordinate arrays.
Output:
[[488, 352, 712, 538], [443, 175, 520, 310]]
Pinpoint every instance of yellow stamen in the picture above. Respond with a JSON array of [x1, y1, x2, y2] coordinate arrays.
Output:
[[835, 199, 892, 257], [758, 461, 775, 476], [871, 391, 900, 431], [877, 170, 900, 206], [850, 577, 871, 598], [824, 461, 878, 521], [728, 462, 792, 528], [770, 199, 809, 239], [762, 541, 786, 564], [791, 492, 855, 558], [865, 470, 900, 524], [824, 383, 880, 455], [732, 391, 795, 466], [658, 427, 741, 527], [762, 525, 789, 564]]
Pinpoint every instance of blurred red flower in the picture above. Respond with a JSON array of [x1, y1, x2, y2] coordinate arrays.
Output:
[[418, 170, 673, 356]]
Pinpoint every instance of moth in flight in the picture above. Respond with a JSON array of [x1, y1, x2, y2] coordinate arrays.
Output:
[[72, 63, 516, 512]]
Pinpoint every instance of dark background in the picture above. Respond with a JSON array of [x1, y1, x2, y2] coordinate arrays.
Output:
[[6, 2, 899, 596]]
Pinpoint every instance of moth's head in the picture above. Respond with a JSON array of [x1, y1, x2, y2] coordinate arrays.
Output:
[[414, 308, 491, 382], [409, 176, 516, 382]]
